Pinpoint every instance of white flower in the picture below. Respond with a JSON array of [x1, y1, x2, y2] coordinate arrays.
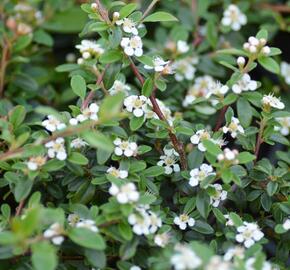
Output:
[[205, 256, 231, 270], [116, 18, 138, 35], [70, 138, 88, 149], [222, 116, 244, 138], [121, 36, 143, 57], [45, 137, 67, 161], [173, 57, 198, 81], [43, 223, 64, 245], [171, 244, 202, 270], [76, 219, 98, 232], [69, 103, 99, 125], [154, 232, 170, 247], [183, 75, 214, 106], [113, 138, 138, 157], [189, 163, 216, 187], [177, 40, 189, 54], [173, 214, 195, 230], [76, 40, 104, 60], [223, 214, 234, 226], [206, 81, 229, 98], [130, 266, 141, 270], [190, 129, 211, 152], [232, 74, 258, 94], [281, 62, 290, 85], [223, 246, 245, 261], [42, 115, 66, 132], [109, 182, 139, 204], [67, 214, 81, 226], [262, 94, 285, 110], [144, 56, 170, 73], [209, 184, 227, 207], [157, 148, 180, 175], [109, 80, 130, 96], [107, 166, 128, 179], [245, 257, 272, 270], [124, 95, 148, 117], [282, 218, 290, 230], [27, 156, 46, 171], [237, 56, 246, 67], [128, 205, 162, 235], [235, 221, 264, 248], [221, 4, 247, 31], [274, 117, 290, 136], [217, 148, 239, 164]]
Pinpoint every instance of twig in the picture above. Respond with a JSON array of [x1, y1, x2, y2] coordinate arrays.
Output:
[[129, 60, 187, 170], [214, 105, 228, 131], [15, 199, 25, 216], [141, 0, 160, 21], [259, 3, 290, 13], [81, 64, 109, 110], [254, 119, 265, 163], [0, 37, 10, 97]]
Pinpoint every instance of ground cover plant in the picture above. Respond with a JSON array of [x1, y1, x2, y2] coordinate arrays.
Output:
[[0, 0, 289, 269]]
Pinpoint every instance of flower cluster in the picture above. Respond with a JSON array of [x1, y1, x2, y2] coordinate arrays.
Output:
[[173, 57, 198, 82], [128, 205, 162, 235], [113, 138, 138, 157], [222, 116, 244, 138], [209, 184, 227, 207], [189, 163, 215, 187], [45, 137, 67, 161], [221, 4, 247, 31], [173, 214, 195, 230], [243, 36, 270, 55], [217, 148, 239, 164], [69, 103, 99, 125], [107, 166, 128, 179], [262, 94, 285, 110], [124, 95, 148, 117], [76, 40, 104, 64], [232, 73, 258, 94], [43, 223, 64, 245], [42, 115, 66, 132], [109, 80, 130, 96]]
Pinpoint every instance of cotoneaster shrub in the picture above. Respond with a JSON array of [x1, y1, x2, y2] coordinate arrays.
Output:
[[0, 1, 289, 270]]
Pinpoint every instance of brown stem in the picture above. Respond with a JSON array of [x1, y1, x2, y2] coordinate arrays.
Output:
[[141, 0, 160, 21], [254, 119, 265, 163], [15, 199, 25, 216], [81, 64, 109, 110], [0, 38, 10, 97], [129, 60, 187, 170], [259, 3, 290, 13], [214, 105, 228, 131]]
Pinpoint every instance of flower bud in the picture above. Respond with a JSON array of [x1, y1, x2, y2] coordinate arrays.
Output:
[[77, 58, 84, 65], [17, 23, 32, 35], [259, 38, 267, 46], [6, 17, 17, 31], [237, 56, 245, 67], [248, 36, 259, 46], [249, 45, 257, 54], [82, 51, 91, 59], [243, 42, 250, 50], [261, 46, 270, 55], [113, 12, 120, 21], [91, 3, 98, 11]]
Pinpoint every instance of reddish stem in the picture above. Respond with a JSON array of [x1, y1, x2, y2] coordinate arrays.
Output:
[[81, 64, 109, 110], [214, 105, 228, 131], [15, 199, 25, 216], [129, 61, 187, 170]]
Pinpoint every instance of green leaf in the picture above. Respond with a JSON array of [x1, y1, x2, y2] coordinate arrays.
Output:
[[237, 97, 252, 127], [99, 50, 123, 64], [256, 29, 268, 40], [84, 249, 106, 269], [143, 12, 178, 22], [193, 220, 214, 234], [237, 152, 256, 164], [130, 116, 145, 131], [69, 228, 106, 250], [68, 152, 89, 165], [55, 63, 79, 72], [71, 75, 86, 100], [88, 22, 109, 32], [143, 166, 165, 177], [212, 208, 226, 223], [9, 105, 26, 128], [258, 57, 280, 74], [119, 3, 138, 18], [203, 140, 222, 156], [31, 241, 57, 270], [33, 30, 54, 46], [221, 169, 234, 183], [82, 131, 113, 152], [13, 35, 32, 53], [206, 21, 218, 48], [196, 191, 210, 219], [99, 92, 125, 119], [142, 78, 154, 97], [118, 222, 133, 241], [229, 212, 243, 226], [266, 182, 278, 196]]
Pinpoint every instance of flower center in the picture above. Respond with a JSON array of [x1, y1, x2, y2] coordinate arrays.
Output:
[[180, 214, 189, 222]]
